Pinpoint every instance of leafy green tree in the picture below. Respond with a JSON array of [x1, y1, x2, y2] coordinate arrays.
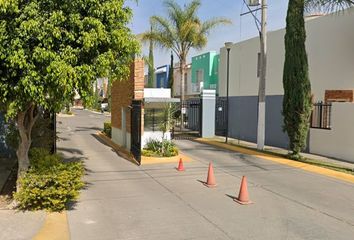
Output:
[[283, 0, 353, 159], [0, 0, 139, 182], [142, 0, 230, 126]]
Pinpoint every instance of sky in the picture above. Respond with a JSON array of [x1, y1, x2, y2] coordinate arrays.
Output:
[[125, 0, 289, 67]]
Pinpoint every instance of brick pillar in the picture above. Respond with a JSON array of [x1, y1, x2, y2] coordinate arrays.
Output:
[[111, 59, 145, 149]]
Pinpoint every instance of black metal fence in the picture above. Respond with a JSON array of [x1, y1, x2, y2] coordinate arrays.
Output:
[[310, 102, 332, 130]]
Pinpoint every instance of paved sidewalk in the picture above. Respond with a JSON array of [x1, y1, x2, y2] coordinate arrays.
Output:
[[208, 136, 354, 170], [0, 210, 46, 240], [58, 110, 354, 240]]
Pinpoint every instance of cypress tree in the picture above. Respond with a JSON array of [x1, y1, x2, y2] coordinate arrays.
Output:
[[168, 52, 174, 94], [282, 0, 312, 159], [148, 26, 155, 88]]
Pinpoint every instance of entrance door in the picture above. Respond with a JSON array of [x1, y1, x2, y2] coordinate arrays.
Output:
[[215, 97, 227, 136]]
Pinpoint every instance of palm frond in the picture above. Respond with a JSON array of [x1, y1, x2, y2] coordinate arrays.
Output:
[[150, 16, 175, 41], [305, 0, 354, 13], [200, 17, 232, 35], [142, 0, 231, 61], [164, 0, 183, 27], [184, 0, 201, 21]]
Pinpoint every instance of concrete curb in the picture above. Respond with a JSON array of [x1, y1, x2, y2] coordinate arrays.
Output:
[[141, 154, 192, 165], [95, 132, 139, 165], [32, 212, 70, 240], [195, 138, 354, 184], [96, 132, 192, 165]]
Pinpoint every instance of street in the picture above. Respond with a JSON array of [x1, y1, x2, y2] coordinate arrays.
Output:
[[58, 109, 354, 240]]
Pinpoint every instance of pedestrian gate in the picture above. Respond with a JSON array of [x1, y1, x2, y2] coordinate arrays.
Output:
[[215, 97, 227, 136]]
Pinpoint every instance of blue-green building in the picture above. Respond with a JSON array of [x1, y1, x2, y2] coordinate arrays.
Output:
[[191, 51, 220, 93]]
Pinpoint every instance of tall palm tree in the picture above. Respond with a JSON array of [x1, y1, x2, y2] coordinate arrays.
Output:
[[142, 0, 231, 128], [283, 0, 353, 158]]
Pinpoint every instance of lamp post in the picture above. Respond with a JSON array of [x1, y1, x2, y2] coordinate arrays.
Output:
[[225, 42, 233, 143]]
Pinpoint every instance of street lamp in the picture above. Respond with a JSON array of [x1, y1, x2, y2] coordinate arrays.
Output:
[[225, 42, 233, 143]]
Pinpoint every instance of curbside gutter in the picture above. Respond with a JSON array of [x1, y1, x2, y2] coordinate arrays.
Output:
[[195, 138, 354, 184]]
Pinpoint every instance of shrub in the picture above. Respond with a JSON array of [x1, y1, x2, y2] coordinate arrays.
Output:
[[103, 121, 112, 138], [29, 148, 61, 170], [141, 149, 157, 157], [145, 139, 162, 153], [14, 148, 84, 212], [143, 139, 178, 157]]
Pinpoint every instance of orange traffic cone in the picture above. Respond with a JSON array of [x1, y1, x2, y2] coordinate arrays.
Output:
[[176, 158, 185, 171], [204, 162, 217, 188], [234, 176, 253, 205]]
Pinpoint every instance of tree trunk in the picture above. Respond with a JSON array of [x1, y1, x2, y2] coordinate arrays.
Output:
[[16, 103, 39, 191], [179, 59, 185, 130]]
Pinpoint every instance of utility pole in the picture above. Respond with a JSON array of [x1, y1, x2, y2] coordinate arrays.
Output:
[[241, 0, 268, 149], [257, 0, 267, 150]]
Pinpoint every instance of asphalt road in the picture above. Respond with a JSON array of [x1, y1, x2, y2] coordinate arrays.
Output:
[[58, 109, 354, 240]]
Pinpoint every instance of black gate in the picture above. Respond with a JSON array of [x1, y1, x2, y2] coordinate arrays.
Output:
[[215, 97, 227, 136], [131, 100, 142, 165], [172, 98, 201, 139], [184, 99, 201, 131]]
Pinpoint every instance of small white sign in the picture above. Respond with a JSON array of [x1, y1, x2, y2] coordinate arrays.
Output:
[[182, 107, 186, 114], [218, 107, 223, 112]]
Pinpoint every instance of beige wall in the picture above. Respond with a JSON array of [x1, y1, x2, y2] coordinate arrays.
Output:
[[310, 103, 354, 163], [173, 64, 197, 97], [219, 7, 354, 101]]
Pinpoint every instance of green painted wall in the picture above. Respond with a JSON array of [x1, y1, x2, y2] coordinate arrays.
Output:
[[191, 51, 219, 92]]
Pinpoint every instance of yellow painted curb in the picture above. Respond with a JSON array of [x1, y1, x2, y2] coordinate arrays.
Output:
[[97, 132, 193, 166], [32, 212, 70, 240], [141, 154, 192, 165], [195, 138, 354, 184]]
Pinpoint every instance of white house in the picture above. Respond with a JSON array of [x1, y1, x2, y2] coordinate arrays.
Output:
[[218, 7, 354, 162]]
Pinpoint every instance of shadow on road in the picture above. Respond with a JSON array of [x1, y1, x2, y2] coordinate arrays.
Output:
[[57, 147, 84, 155], [74, 126, 102, 132]]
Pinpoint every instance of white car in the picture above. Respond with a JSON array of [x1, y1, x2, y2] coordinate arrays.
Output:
[[100, 98, 109, 112], [101, 102, 108, 112]]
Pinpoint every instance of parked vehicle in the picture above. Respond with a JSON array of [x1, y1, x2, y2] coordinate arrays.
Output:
[[100, 98, 109, 113]]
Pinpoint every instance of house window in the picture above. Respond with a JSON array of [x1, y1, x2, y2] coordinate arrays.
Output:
[[194, 69, 204, 92], [144, 109, 165, 132]]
